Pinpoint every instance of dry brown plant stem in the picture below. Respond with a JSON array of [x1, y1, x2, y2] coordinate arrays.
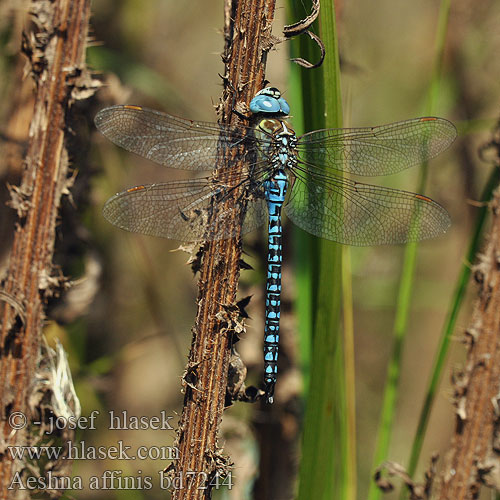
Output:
[[170, 0, 278, 498], [0, 0, 92, 496], [438, 158, 500, 497]]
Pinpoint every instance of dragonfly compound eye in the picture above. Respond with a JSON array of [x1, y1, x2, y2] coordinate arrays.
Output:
[[250, 89, 290, 116]]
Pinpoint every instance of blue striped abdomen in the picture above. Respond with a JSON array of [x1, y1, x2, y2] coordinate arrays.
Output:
[[263, 169, 287, 403]]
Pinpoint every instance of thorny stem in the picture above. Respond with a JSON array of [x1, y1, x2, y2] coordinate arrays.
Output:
[[437, 126, 500, 499], [169, 0, 278, 498], [0, 0, 94, 497]]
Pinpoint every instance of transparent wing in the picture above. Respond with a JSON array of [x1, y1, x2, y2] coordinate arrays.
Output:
[[95, 105, 256, 171], [102, 177, 267, 242], [296, 117, 456, 176], [284, 172, 450, 245]]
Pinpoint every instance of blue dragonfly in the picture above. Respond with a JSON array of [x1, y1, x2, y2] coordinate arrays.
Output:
[[95, 88, 456, 403]]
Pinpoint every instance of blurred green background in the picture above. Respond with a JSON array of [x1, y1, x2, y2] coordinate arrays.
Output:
[[1, 0, 500, 498]]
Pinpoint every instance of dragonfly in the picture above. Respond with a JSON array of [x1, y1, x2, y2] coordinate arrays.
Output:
[[95, 87, 456, 403]]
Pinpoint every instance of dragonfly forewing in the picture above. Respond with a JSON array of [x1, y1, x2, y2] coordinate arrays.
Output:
[[296, 117, 457, 177], [95, 105, 251, 171]]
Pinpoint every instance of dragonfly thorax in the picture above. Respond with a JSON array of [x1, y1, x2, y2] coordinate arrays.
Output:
[[257, 118, 298, 175]]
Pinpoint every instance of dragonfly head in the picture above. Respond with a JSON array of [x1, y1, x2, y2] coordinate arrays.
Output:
[[250, 87, 290, 116]]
